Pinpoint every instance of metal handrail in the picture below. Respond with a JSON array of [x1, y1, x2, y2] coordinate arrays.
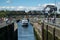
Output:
[[44, 22, 60, 28]]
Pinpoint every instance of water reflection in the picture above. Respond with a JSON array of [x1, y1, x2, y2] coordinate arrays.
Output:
[[18, 21, 36, 40]]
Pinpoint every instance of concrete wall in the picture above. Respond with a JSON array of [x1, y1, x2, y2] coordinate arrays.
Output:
[[32, 23, 42, 40], [44, 22, 60, 40], [33, 22, 60, 40], [0, 22, 18, 40]]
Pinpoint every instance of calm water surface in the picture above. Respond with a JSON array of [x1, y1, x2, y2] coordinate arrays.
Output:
[[17, 21, 36, 40]]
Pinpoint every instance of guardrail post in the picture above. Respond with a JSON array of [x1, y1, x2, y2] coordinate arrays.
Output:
[[46, 25, 48, 40], [53, 27, 55, 40], [41, 22, 44, 40]]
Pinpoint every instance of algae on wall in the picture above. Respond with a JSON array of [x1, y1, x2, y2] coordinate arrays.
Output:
[[33, 27, 60, 40], [33, 28, 41, 40], [44, 29, 60, 40]]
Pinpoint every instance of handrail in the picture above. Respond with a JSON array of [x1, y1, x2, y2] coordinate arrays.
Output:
[[44, 22, 60, 28], [0, 20, 15, 28]]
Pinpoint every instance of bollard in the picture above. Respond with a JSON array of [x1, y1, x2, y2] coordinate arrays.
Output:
[[41, 22, 44, 40], [46, 25, 48, 40]]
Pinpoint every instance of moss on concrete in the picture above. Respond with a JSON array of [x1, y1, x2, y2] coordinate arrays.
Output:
[[44, 29, 60, 40], [33, 28, 41, 40], [33, 27, 60, 40]]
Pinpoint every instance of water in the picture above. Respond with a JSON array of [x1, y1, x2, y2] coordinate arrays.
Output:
[[17, 21, 36, 40]]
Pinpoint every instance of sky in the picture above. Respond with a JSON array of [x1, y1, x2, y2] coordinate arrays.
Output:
[[0, 0, 59, 6], [0, 0, 60, 12]]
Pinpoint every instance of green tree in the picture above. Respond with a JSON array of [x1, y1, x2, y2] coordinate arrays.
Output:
[[0, 12, 6, 18]]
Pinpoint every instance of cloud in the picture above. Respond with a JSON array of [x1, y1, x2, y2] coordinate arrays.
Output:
[[0, 2, 60, 13], [57, 2, 60, 5], [16, 6, 25, 11], [0, 3, 56, 11], [56, 2, 60, 14], [38, 3, 55, 7], [6, 0, 11, 4], [38, 3, 55, 10]]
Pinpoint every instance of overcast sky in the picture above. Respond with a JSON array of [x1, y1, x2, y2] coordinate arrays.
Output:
[[0, 0, 60, 12]]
